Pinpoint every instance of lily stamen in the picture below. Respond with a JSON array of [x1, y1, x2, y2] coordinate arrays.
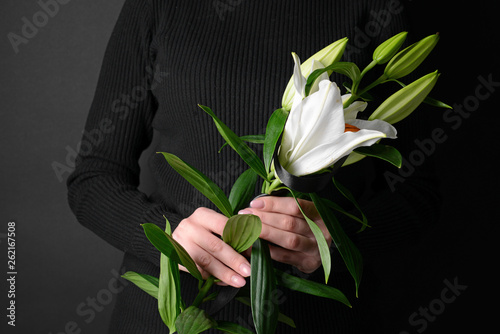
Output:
[[344, 123, 360, 133]]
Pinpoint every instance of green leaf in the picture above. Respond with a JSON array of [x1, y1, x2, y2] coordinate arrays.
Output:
[[158, 152, 233, 217], [275, 269, 351, 308], [354, 144, 402, 168], [219, 134, 265, 153], [331, 178, 368, 232], [216, 321, 255, 334], [222, 214, 262, 253], [289, 190, 331, 283], [158, 220, 182, 333], [263, 108, 289, 172], [251, 238, 278, 334], [142, 223, 203, 281], [322, 199, 370, 230], [228, 168, 259, 214], [235, 296, 296, 329], [199, 105, 268, 180], [310, 193, 363, 297], [121, 271, 159, 299], [305, 62, 361, 96], [175, 306, 217, 334]]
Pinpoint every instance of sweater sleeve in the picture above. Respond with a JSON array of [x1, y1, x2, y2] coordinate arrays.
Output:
[[67, 0, 177, 268]]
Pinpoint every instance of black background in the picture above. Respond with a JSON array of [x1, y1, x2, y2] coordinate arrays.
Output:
[[1, 0, 498, 333]]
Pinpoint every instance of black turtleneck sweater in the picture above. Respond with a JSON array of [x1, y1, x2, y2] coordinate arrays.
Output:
[[67, 0, 441, 332]]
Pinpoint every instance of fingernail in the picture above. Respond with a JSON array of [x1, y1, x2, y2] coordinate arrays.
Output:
[[238, 209, 252, 215], [250, 199, 264, 209], [231, 275, 246, 287], [240, 263, 251, 276]]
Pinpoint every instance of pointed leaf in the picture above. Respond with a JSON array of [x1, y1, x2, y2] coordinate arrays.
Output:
[[216, 321, 255, 334], [322, 199, 370, 230], [158, 220, 182, 333], [121, 271, 159, 299], [310, 193, 363, 297], [159, 152, 233, 217], [354, 143, 402, 168], [251, 238, 278, 334], [235, 296, 296, 329], [331, 178, 368, 232], [263, 108, 289, 172], [223, 214, 262, 253], [289, 190, 331, 283], [275, 269, 351, 307], [219, 134, 265, 153], [228, 168, 259, 214], [305, 62, 361, 96], [175, 306, 217, 334], [142, 223, 203, 281], [199, 105, 268, 180]]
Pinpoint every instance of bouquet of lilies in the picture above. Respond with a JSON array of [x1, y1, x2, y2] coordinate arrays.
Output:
[[122, 32, 449, 333]]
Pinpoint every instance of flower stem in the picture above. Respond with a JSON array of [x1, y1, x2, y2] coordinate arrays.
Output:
[[192, 276, 216, 308], [266, 178, 283, 194]]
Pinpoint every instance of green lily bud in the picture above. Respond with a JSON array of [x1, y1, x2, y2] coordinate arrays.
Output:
[[373, 31, 408, 64], [369, 71, 440, 124], [384, 33, 439, 80], [282, 37, 348, 110]]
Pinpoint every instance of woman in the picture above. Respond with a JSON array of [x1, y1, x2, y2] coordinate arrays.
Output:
[[67, 0, 441, 332]]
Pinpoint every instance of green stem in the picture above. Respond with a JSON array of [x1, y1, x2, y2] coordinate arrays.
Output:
[[352, 59, 378, 95], [357, 73, 388, 97], [266, 178, 283, 195], [192, 276, 216, 307]]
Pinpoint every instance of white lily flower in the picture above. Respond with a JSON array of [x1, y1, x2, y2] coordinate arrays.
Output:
[[278, 55, 397, 176]]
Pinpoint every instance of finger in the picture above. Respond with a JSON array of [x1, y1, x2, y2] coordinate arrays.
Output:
[[268, 244, 321, 274], [188, 246, 247, 288], [240, 209, 314, 238], [191, 230, 252, 280], [250, 196, 320, 219], [190, 207, 229, 236], [260, 223, 318, 255]]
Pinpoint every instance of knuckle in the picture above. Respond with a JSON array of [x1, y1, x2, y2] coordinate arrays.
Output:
[[286, 235, 300, 250], [197, 254, 212, 268], [207, 238, 224, 253], [282, 216, 296, 231], [193, 207, 210, 217]]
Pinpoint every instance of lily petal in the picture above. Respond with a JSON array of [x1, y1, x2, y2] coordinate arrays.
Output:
[[286, 127, 390, 176], [292, 53, 306, 99], [281, 80, 345, 170], [342, 94, 368, 120]]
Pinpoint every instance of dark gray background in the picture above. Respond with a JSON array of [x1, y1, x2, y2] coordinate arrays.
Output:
[[1, 0, 498, 333]]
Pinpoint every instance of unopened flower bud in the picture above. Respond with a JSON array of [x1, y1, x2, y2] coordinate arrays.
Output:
[[373, 31, 408, 64], [384, 33, 439, 80], [282, 37, 348, 110], [369, 71, 440, 124]]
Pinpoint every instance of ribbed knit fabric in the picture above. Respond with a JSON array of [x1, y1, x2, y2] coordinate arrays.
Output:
[[67, 0, 442, 333]]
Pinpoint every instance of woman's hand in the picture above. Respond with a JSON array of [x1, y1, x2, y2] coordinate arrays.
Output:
[[239, 196, 331, 274], [172, 207, 251, 288]]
